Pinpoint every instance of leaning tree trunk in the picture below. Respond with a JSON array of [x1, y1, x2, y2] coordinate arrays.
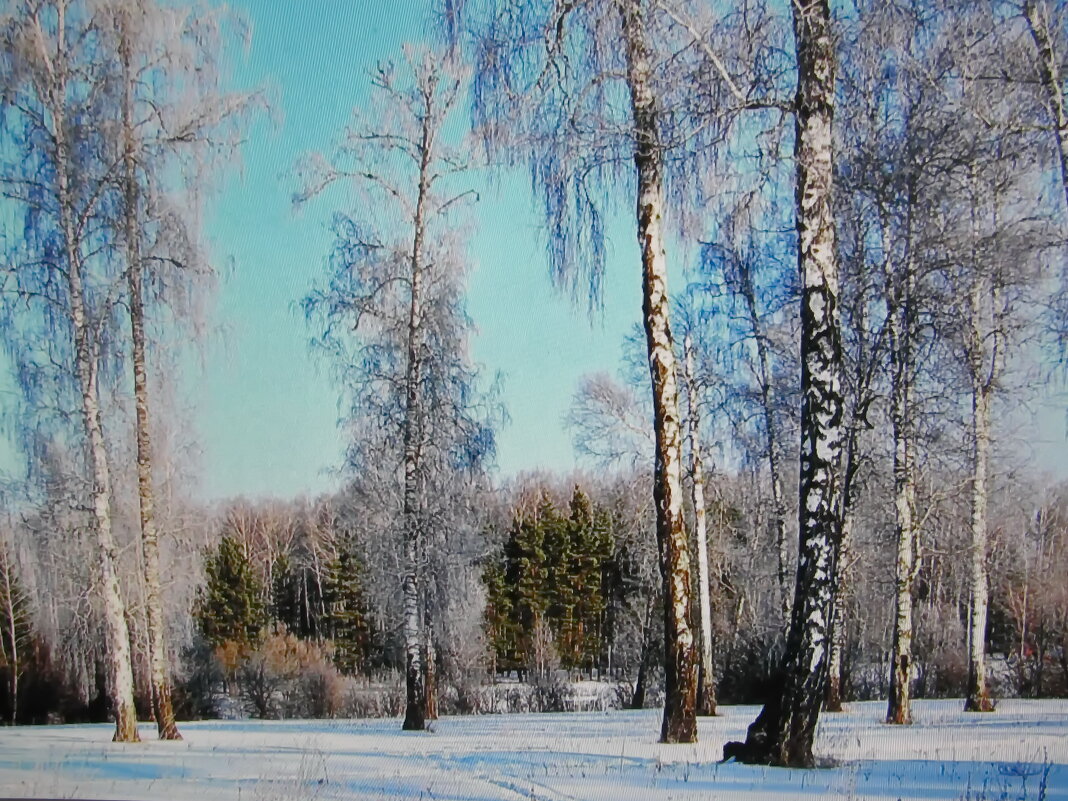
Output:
[[49, 45, 140, 743], [630, 593, 657, 709], [121, 21, 181, 742], [401, 107, 433, 732], [683, 335, 716, 716], [886, 280, 917, 725], [621, 0, 697, 744], [724, 0, 843, 768], [738, 262, 792, 621], [826, 240, 877, 713], [824, 514, 849, 712], [1025, 0, 1068, 215]]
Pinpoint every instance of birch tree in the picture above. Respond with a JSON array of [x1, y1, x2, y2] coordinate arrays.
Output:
[[725, 0, 845, 767], [0, 0, 140, 742], [680, 329, 715, 716], [941, 11, 1055, 711], [835, 0, 931, 724], [104, 0, 255, 740], [702, 226, 797, 625], [299, 48, 495, 731], [566, 374, 653, 470], [0, 534, 32, 724], [469, 0, 733, 742], [1016, 1, 1068, 363]]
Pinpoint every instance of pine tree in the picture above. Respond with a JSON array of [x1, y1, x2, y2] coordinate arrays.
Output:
[[509, 503, 551, 636], [323, 547, 376, 676], [545, 495, 579, 668], [269, 554, 301, 635], [194, 536, 267, 649], [483, 548, 518, 675], [579, 502, 615, 674], [557, 488, 613, 673]]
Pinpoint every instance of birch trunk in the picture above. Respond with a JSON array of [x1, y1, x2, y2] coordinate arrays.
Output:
[[965, 296, 994, 711], [724, 0, 843, 767], [44, 4, 140, 742], [401, 99, 433, 732], [120, 19, 181, 742], [683, 335, 716, 716], [424, 590, 438, 721], [629, 593, 656, 709], [886, 278, 917, 724], [64, 148, 141, 745], [620, 0, 697, 744], [825, 376, 864, 713], [737, 262, 791, 620], [828, 214, 878, 713], [824, 513, 849, 712], [1, 548, 18, 724], [1025, 0, 1068, 215]]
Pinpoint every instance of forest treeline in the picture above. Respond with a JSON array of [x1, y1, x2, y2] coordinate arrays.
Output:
[[4, 472, 1067, 725], [3, 0, 1068, 770]]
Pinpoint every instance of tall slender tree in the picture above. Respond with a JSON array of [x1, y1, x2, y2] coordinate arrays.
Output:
[[680, 327, 716, 716], [947, 13, 1054, 711], [725, 0, 844, 767], [1, 0, 140, 742], [107, 0, 255, 739], [300, 47, 495, 731], [1023, 0, 1068, 213], [470, 0, 727, 742]]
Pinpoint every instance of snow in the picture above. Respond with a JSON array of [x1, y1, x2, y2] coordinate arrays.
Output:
[[1, 699, 1066, 800]]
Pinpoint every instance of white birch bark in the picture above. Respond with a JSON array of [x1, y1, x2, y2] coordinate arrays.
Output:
[[120, 15, 181, 741], [824, 513, 849, 711], [965, 276, 995, 712], [43, 3, 140, 742], [886, 269, 917, 724], [620, 0, 697, 744], [0, 547, 19, 724], [402, 87, 433, 732], [683, 334, 716, 716], [726, 0, 844, 768]]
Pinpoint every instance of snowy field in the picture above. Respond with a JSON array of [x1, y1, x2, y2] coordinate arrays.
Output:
[[1, 699, 1066, 800]]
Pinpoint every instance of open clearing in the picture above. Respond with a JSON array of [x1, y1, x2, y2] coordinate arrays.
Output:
[[0, 699, 1065, 800]]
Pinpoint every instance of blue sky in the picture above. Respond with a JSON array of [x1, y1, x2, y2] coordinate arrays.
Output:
[[5, 1, 1062, 501], [189, 0, 1068, 500], [195, 0, 648, 500]]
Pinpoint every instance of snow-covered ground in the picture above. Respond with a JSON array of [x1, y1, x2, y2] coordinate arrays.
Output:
[[1, 699, 1065, 800]]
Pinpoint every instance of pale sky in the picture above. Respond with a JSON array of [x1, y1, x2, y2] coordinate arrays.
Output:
[[2, 1, 1064, 501], [194, 0, 648, 500]]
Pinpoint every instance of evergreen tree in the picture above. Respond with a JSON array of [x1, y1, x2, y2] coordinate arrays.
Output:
[[269, 554, 301, 636], [483, 553, 517, 674], [508, 502, 551, 634], [323, 547, 377, 675], [578, 501, 615, 673], [194, 536, 267, 649], [544, 495, 578, 667], [487, 488, 618, 676]]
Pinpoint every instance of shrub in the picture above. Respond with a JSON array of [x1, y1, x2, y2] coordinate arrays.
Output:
[[234, 626, 345, 719]]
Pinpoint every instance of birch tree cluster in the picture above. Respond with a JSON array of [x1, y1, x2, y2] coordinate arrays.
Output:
[[0, 0, 256, 738]]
